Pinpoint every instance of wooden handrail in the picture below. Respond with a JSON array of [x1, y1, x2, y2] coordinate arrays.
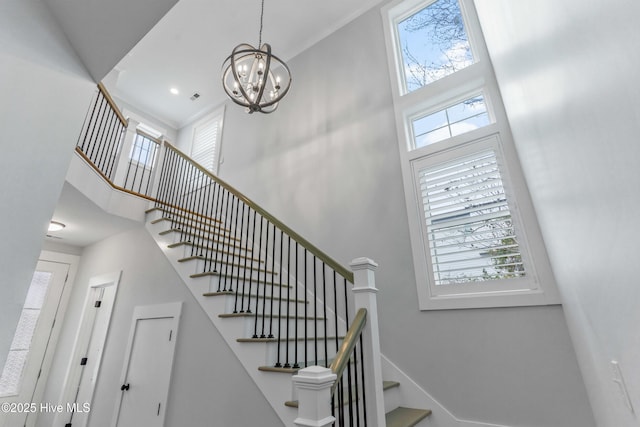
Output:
[[163, 142, 355, 283], [329, 308, 367, 394], [97, 82, 128, 127]]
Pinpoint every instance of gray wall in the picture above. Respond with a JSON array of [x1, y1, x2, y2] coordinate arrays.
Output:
[[474, 1, 640, 425], [39, 227, 282, 426], [43, 0, 178, 82], [0, 0, 94, 371], [189, 5, 595, 426]]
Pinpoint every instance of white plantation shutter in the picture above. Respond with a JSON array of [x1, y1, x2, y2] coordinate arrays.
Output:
[[191, 114, 222, 173], [415, 144, 527, 288]]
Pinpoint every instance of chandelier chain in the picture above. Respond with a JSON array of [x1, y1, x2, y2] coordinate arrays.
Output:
[[258, 0, 265, 47]]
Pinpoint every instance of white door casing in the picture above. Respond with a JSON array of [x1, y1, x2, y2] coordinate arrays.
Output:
[[54, 271, 121, 427]]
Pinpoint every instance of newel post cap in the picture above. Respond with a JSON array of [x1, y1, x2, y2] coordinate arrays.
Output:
[[349, 257, 378, 271]]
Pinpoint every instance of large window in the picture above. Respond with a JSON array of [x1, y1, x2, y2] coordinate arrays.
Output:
[[382, 0, 559, 309], [191, 108, 225, 174]]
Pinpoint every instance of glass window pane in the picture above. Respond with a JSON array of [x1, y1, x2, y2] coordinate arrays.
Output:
[[23, 271, 51, 309], [410, 94, 490, 150], [413, 110, 447, 137], [10, 309, 40, 350], [446, 96, 486, 122], [450, 112, 490, 137], [416, 127, 451, 148], [0, 350, 28, 397], [397, 0, 474, 93]]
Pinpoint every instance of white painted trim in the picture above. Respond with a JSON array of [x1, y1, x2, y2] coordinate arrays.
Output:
[[53, 270, 121, 427], [110, 302, 182, 427], [380, 0, 561, 310]]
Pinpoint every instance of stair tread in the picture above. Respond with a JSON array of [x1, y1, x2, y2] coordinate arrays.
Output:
[[203, 290, 307, 303], [238, 335, 343, 343], [386, 407, 432, 427], [219, 312, 320, 319], [194, 272, 286, 286], [179, 253, 264, 264], [169, 240, 252, 252], [146, 207, 223, 224], [160, 227, 240, 242], [185, 260, 277, 275], [284, 380, 401, 408]]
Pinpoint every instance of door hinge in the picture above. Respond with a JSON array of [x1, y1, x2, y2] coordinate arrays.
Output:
[[94, 300, 102, 308], [37, 369, 42, 379], [157, 402, 161, 416], [80, 357, 88, 366], [169, 330, 173, 341]]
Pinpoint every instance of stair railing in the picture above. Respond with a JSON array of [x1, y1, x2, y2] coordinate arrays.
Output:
[[76, 83, 128, 182], [75, 84, 386, 425], [155, 143, 354, 369], [294, 258, 386, 427]]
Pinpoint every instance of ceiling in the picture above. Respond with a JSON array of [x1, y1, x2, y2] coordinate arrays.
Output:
[[46, 183, 140, 248], [103, 0, 384, 129]]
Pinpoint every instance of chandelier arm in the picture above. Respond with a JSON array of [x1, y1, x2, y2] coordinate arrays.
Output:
[[229, 47, 253, 106], [254, 44, 271, 105]]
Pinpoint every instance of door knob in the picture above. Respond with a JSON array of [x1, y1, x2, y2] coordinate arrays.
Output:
[[120, 383, 130, 391]]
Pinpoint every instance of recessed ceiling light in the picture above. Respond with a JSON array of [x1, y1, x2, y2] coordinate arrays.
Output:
[[48, 221, 66, 232], [170, 87, 179, 95]]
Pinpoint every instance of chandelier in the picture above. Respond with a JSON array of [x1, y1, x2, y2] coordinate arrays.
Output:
[[221, 0, 292, 114]]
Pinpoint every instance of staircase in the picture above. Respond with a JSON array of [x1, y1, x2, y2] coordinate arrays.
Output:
[[145, 205, 431, 426], [76, 83, 432, 426]]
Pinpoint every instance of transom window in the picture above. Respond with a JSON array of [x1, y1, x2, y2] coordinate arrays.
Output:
[[396, 0, 475, 93], [410, 94, 490, 149]]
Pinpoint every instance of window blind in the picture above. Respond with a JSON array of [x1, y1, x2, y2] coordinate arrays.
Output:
[[418, 149, 526, 285], [192, 117, 220, 172]]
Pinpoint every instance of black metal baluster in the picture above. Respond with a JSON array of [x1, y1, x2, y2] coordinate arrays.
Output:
[[293, 242, 299, 369], [304, 248, 308, 367], [255, 216, 266, 338], [313, 257, 318, 366], [322, 263, 328, 368], [283, 235, 292, 369], [274, 229, 284, 367], [267, 222, 276, 339], [228, 193, 241, 293], [234, 203, 248, 314], [359, 335, 367, 427]]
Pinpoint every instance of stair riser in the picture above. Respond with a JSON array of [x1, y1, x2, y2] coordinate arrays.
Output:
[[226, 315, 332, 340], [192, 273, 288, 296], [254, 339, 343, 369], [211, 291, 309, 317], [147, 209, 225, 231], [189, 258, 273, 278], [161, 229, 245, 251]]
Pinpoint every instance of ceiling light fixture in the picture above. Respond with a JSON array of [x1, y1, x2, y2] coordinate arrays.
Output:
[[170, 87, 179, 95], [48, 221, 66, 232], [221, 0, 292, 114]]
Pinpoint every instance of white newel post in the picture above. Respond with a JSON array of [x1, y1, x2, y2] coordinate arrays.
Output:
[[350, 257, 386, 427], [293, 366, 337, 427], [147, 139, 167, 202], [112, 119, 139, 187]]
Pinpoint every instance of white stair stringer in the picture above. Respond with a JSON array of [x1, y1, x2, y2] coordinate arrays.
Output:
[[146, 209, 333, 426]]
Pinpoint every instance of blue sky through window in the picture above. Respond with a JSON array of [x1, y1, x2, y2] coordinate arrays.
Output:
[[397, 0, 474, 92]]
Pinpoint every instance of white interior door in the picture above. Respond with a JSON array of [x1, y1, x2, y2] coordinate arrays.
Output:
[[0, 260, 70, 427], [112, 303, 181, 427], [55, 271, 120, 427]]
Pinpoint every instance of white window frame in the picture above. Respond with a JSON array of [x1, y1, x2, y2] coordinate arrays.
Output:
[[382, 0, 560, 309], [190, 106, 225, 175]]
